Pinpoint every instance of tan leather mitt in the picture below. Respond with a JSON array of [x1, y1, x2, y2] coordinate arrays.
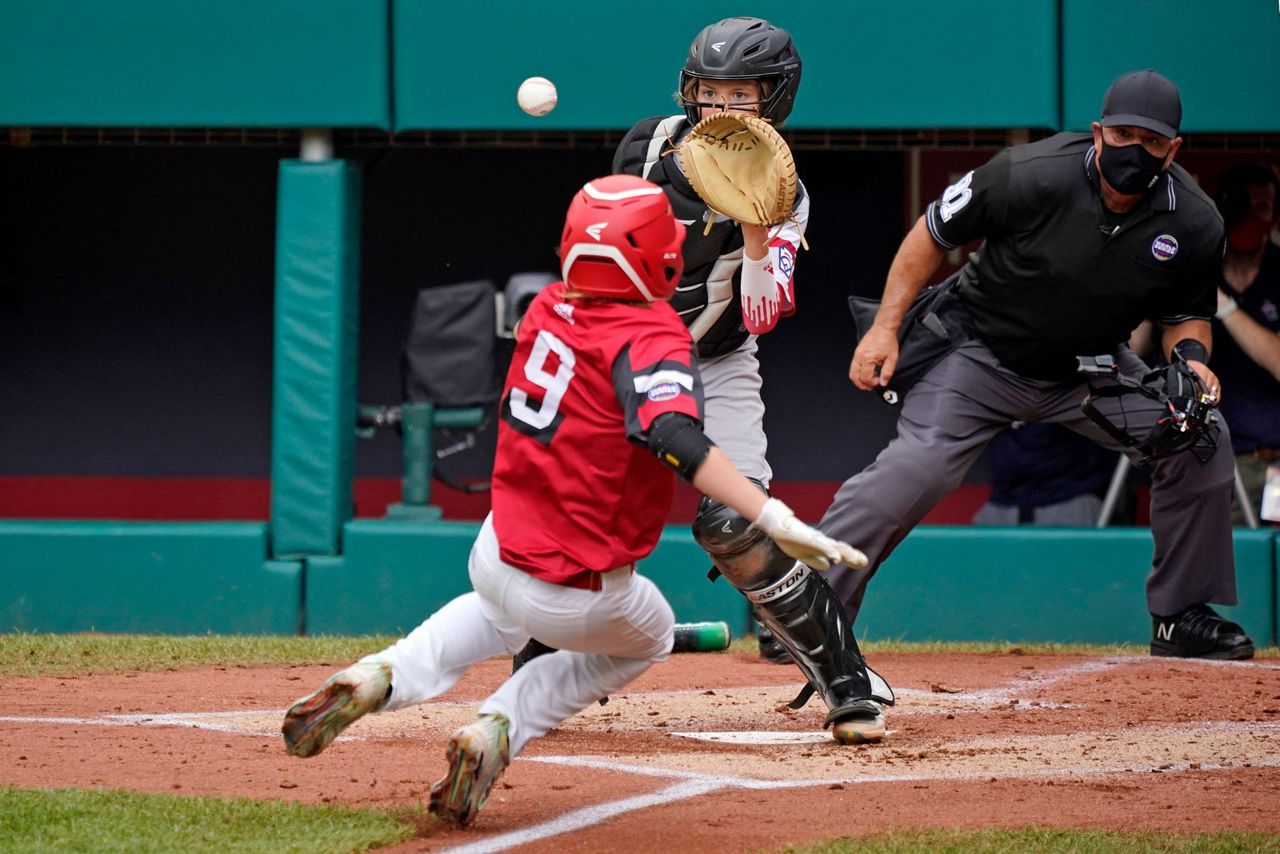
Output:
[[677, 112, 798, 227]]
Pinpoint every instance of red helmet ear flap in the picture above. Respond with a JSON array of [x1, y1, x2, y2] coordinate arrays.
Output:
[[560, 175, 685, 302]]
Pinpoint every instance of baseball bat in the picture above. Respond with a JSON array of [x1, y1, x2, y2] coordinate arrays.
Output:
[[672, 620, 731, 653]]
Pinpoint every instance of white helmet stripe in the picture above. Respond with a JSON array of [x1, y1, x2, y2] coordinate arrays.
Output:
[[582, 181, 666, 202], [561, 243, 656, 301]]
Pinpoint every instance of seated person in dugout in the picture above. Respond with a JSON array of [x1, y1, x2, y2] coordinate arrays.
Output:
[[1209, 160, 1280, 524]]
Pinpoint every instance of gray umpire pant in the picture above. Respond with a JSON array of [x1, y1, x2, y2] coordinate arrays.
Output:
[[819, 338, 1238, 622]]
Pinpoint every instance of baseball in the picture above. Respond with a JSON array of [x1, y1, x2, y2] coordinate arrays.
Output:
[[517, 76, 557, 117]]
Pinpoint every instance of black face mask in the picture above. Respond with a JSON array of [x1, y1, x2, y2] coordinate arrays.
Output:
[[1098, 140, 1166, 195]]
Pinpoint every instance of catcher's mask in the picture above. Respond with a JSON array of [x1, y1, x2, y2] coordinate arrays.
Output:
[[1077, 350, 1221, 466], [679, 17, 802, 125], [560, 175, 686, 303]]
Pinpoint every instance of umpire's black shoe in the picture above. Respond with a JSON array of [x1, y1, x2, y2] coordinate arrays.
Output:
[[1150, 604, 1255, 660], [757, 626, 794, 665]]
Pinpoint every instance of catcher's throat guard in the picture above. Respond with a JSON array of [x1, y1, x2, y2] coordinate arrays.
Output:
[[1077, 351, 1220, 466]]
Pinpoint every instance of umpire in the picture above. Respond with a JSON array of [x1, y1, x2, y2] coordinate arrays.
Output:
[[821, 69, 1254, 660]]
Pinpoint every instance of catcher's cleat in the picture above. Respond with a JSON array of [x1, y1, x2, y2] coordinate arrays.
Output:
[[829, 699, 886, 745], [429, 712, 511, 828], [1150, 605, 1254, 660], [281, 660, 391, 758], [756, 626, 794, 665]]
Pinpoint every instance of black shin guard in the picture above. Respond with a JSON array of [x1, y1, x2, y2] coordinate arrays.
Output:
[[694, 493, 893, 726], [745, 561, 894, 726]]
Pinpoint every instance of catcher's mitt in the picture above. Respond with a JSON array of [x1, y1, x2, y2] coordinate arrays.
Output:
[[677, 112, 797, 228]]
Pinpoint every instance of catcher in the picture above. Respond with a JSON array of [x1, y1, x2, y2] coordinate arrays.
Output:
[[605, 16, 894, 742]]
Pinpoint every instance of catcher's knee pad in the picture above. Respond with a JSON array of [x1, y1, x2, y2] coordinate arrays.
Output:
[[693, 487, 794, 591], [748, 563, 895, 725]]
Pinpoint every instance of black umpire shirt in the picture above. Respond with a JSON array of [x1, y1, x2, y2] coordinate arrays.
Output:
[[925, 133, 1223, 381]]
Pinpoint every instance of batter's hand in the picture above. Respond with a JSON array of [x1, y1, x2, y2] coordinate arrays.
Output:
[[753, 498, 869, 572], [850, 324, 899, 390]]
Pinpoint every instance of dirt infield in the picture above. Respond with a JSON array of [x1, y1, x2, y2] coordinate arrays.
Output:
[[2, 650, 1279, 852]]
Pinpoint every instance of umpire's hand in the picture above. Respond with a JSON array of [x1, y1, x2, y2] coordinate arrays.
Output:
[[1186, 360, 1223, 405], [850, 325, 900, 390]]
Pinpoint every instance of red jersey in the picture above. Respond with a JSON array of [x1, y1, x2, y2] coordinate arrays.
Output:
[[492, 283, 703, 585]]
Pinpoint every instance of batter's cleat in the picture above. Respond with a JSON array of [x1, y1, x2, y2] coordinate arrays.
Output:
[[282, 660, 392, 758], [429, 712, 511, 828], [1150, 605, 1254, 660], [756, 626, 794, 665], [829, 699, 885, 745]]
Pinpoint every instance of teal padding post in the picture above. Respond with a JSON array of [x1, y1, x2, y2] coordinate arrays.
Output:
[[269, 160, 362, 558]]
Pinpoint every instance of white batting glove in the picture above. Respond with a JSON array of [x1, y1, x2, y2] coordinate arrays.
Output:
[[753, 498, 869, 572]]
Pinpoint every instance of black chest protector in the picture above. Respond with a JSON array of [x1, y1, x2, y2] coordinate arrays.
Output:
[[614, 115, 752, 358]]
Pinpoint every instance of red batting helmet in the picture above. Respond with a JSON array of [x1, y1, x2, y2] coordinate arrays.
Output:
[[560, 175, 685, 302]]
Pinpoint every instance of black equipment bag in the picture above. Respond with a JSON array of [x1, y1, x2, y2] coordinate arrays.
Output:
[[847, 271, 972, 405], [401, 280, 499, 407]]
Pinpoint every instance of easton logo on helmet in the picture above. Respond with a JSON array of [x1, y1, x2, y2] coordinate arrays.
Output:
[[1151, 234, 1179, 261], [585, 222, 607, 241]]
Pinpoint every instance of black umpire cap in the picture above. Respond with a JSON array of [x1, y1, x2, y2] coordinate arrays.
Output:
[[1101, 69, 1182, 138]]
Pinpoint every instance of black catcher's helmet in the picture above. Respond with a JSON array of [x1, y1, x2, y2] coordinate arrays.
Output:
[[678, 17, 802, 125]]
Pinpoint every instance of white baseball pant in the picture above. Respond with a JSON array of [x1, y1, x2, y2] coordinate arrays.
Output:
[[699, 339, 772, 486], [363, 514, 675, 757]]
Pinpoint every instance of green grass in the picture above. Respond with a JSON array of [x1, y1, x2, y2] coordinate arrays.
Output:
[[0, 634, 399, 678], [0, 786, 417, 854], [769, 828, 1280, 854], [1, 632, 1271, 678]]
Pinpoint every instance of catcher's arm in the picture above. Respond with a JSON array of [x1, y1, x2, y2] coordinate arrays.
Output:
[[739, 188, 808, 333], [740, 224, 779, 334]]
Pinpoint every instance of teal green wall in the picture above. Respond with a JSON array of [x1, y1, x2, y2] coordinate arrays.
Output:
[[306, 520, 481, 636], [4, 521, 1273, 647], [1, 1, 1275, 130], [0, 1, 390, 127], [1062, 0, 1280, 132], [0, 522, 300, 633], [306, 524, 1275, 646], [856, 527, 1274, 646], [396, 0, 1058, 130]]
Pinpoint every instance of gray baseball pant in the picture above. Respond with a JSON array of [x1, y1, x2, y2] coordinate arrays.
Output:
[[819, 338, 1238, 622]]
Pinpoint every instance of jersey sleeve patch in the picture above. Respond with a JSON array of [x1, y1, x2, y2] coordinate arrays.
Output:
[[613, 342, 704, 440]]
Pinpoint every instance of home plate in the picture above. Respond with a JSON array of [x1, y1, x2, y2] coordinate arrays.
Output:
[[670, 731, 834, 745]]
